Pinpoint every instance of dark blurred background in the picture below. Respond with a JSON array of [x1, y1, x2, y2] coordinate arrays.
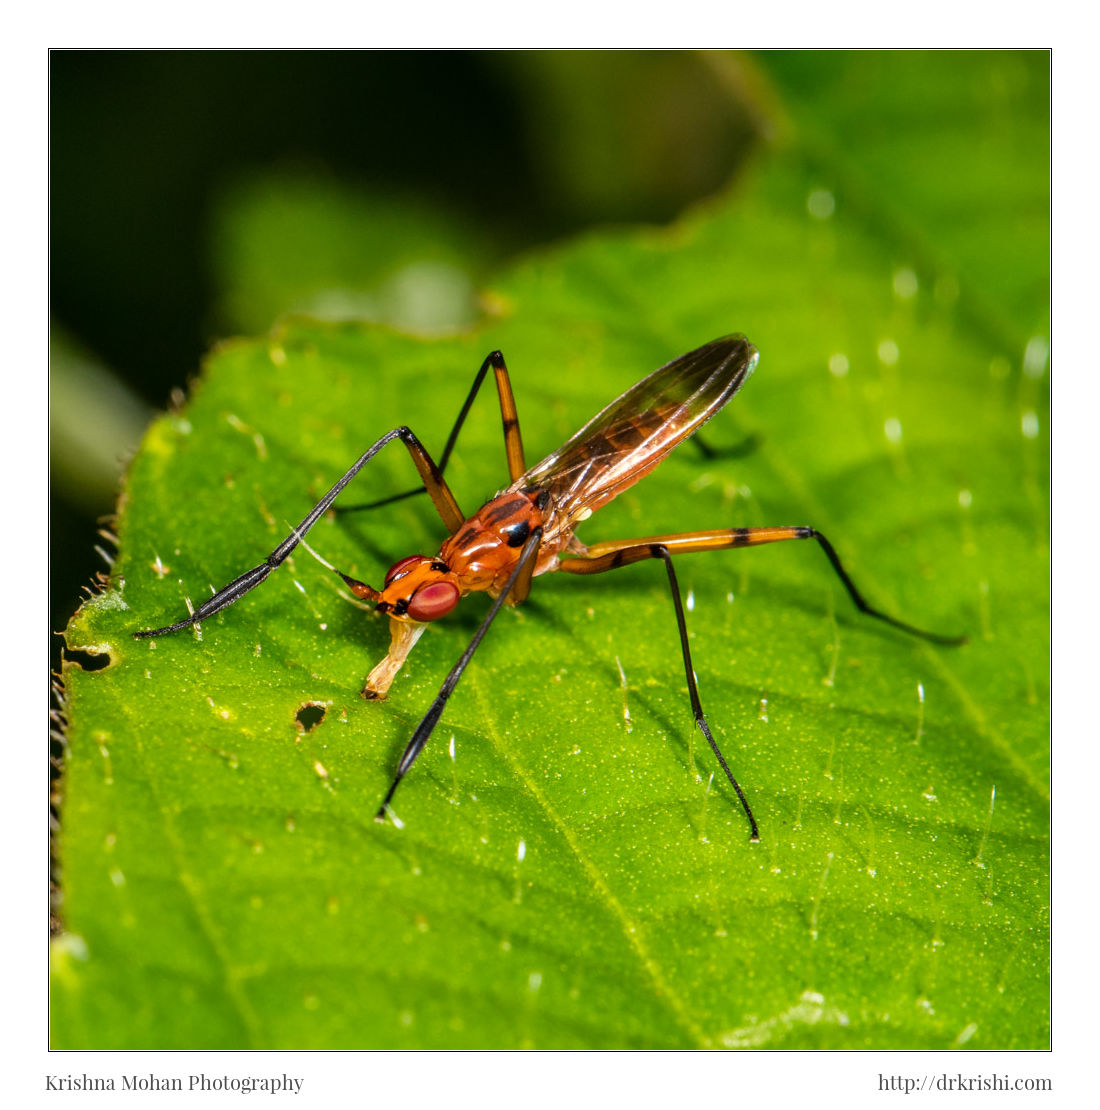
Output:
[[50, 50, 763, 643]]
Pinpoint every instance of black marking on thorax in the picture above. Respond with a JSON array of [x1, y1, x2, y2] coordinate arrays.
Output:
[[503, 519, 531, 548]]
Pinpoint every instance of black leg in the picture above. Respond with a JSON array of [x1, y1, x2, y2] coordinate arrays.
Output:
[[375, 526, 545, 821], [564, 539, 762, 838], [336, 349, 529, 514], [134, 425, 462, 638], [691, 430, 763, 461], [806, 529, 967, 645], [650, 544, 760, 841]]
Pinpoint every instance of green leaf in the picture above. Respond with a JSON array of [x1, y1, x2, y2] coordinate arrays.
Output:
[[54, 53, 1049, 1049]]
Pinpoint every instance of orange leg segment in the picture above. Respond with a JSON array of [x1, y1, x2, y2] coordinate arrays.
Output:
[[561, 525, 966, 646], [564, 526, 806, 572], [490, 352, 528, 482]]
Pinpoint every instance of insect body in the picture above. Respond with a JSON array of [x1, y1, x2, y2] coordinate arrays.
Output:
[[136, 336, 964, 839]]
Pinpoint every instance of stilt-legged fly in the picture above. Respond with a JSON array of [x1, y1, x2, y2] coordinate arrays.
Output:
[[136, 336, 965, 839]]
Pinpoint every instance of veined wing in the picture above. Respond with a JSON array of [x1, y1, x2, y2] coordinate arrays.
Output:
[[514, 335, 758, 531]]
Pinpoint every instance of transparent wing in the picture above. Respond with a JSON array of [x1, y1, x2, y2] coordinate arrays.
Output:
[[514, 335, 758, 532]]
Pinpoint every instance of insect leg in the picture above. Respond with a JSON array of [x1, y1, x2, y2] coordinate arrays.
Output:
[[489, 350, 528, 481], [134, 426, 462, 638], [562, 526, 966, 645], [691, 430, 762, 461], [375, 526, 544, 822], [337, 349, 528, 514], [565, 541, 759, 839]]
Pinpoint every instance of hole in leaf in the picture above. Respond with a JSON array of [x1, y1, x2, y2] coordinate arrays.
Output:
[[63, 647, 112, 672], [295, 703, 327, 733]]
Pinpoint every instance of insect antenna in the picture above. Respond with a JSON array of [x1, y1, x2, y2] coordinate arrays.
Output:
[[291, 528, 381, 605]]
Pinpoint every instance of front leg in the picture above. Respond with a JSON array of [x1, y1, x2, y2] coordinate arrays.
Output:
[[133, 425, 465, 639]]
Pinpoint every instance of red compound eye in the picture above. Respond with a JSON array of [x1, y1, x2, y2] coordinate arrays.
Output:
[[407, 581, 460, 622], [384, 555, 423, 586]]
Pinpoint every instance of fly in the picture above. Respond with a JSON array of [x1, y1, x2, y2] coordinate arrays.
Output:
[[135, 336, 966, 839]]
